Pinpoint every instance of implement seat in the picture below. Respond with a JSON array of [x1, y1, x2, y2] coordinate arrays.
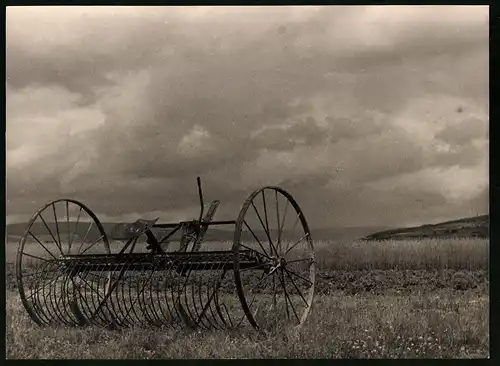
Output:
[[111, 218, 159, 241]]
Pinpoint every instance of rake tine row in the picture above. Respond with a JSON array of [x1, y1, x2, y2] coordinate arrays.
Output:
[[20, 254, 243, 329]]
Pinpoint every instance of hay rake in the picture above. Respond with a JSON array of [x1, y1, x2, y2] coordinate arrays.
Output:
[[16, 177, 315, 331]]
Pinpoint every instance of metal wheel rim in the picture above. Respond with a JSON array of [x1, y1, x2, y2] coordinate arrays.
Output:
[[16, 199, 111, 327], [233, 187, 315, 331]]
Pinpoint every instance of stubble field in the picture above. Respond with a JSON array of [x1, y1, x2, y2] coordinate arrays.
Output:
[[5, 238, 489, 359]]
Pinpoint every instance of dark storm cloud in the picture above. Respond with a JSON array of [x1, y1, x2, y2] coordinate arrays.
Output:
[[6, 7, 185, 104], [327, 114, 383, 143], [436, 117, 488, 146], [432, 145, 486, 169], [6, 6, 489, 227], [252, 118, 328, 151]]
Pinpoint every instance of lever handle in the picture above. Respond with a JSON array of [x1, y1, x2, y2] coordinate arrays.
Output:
[[197, 176, 204, 223]]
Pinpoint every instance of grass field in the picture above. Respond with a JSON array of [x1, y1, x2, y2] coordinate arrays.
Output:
[[5, 238, 489, 359]]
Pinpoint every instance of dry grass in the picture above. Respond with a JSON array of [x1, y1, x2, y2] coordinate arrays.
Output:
[[313, 238, 489, 271], [6, 238, 489, 271], [6, 290, 488, 359], [193, 238, 489, 271], [5, 238, 490, 359]]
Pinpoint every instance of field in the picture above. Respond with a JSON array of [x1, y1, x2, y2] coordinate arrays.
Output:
[[5, 238, 489, 359]]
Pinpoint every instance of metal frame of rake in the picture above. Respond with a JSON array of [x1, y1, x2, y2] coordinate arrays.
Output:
[[15, 177, 316, 331]]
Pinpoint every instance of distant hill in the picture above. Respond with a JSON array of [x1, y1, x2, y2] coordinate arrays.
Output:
[[6, 221, 117, 244], [6, 220, 387, 244], [9, 215, 488, 244], [362, 214, 489, 241]]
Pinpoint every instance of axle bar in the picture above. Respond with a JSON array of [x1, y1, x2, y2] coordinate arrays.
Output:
[[60, 250, 267, 273], [153, 220, 236, 229], [64, 261, 265, 273]]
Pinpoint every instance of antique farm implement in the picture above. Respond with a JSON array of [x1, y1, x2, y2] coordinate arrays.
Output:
[[16, 177, 315, 331]]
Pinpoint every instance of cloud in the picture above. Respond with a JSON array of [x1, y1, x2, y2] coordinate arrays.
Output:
[[435, 117, 488, 146], [251, 117, 328, 151], [6, 6, 489, 228]]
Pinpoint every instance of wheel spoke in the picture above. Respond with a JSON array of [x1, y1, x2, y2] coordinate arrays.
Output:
[[66, 201, 70, 251], [27, 232, 58, 261], [52, 203, 62, 251], [278, 269, 290, 320], [69, 206, 83, 253], [286, 258, 313, 265], [22, 252, 56, 263], [285, 233, 309, 256], [250, 201, 276, 255], [278, 199, 289, 256], [283, 266, 309, 307], [80, 234, 105, 255], [39, 213, 63, 255], [280, 268, 300, 323], [275, 191, 281, 254], [239, 262, 271, 272], [77, 220, 94, 254], [261, 191, 277, 256], [283, 267, 313, 286], [243, 220, 271, 259], [272, 271, 277, 329], [239, 243, 272, 261], [247, 270, 274, 295], [286, 213, 301, 252], [235, 270, 267, 328]]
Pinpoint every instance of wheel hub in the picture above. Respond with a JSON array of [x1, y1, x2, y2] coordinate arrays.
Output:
[[268, 255, 287, 274]]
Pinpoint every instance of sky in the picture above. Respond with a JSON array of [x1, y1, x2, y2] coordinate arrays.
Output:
[[6, 6, 489, 228]]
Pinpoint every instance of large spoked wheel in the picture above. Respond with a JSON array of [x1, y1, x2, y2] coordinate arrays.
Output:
[[16, 199, 112, 327], [233, 187, 315, 331]]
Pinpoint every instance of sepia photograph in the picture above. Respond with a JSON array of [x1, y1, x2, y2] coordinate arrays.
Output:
[[6, 5, 489, 359]]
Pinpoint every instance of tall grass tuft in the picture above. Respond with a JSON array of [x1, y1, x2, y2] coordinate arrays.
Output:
[[313, 238, 488, 271]]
